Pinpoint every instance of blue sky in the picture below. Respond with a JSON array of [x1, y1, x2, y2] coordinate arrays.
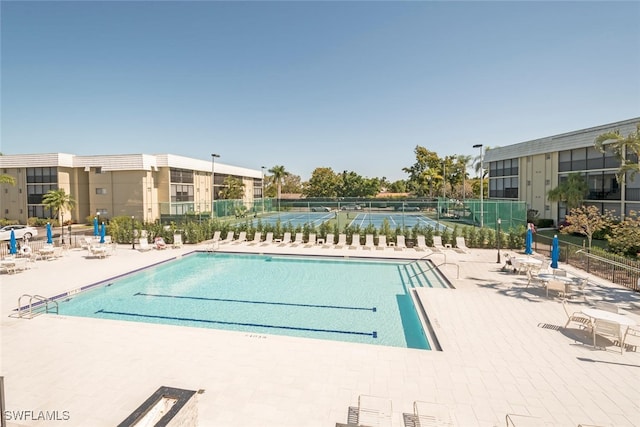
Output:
[[2, 1, 639, 182]]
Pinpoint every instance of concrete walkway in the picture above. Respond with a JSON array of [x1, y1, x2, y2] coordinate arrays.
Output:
[[1, 242, 639, 426]]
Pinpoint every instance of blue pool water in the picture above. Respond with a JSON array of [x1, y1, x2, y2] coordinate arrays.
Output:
[[59, 253, 446, 349]]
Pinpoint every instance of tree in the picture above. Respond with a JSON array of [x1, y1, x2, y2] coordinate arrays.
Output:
[[606, 210, 640, 257], [387, 180, 407, 193], [268, 165, 289, 200], [455, 155, 473, 201], [302, 167, 339, 198], [595, 122, 640, 185], [281, 174, 303, 194], [337, 171, 381, 197], [403, 146, 442, 197], [218, 176, 244, 199], [547, 173, 589, 210], [42, 188, 76, 226], [561, 205, 612, 250]]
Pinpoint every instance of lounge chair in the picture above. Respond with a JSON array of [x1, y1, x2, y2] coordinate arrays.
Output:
[[304, 233, 316, 247], [394, 235, 407, 251], [562, 299, 592, 330], [415, 235, 429, 251], [433, 235, 446, 251], [412, 401, 455, 427], [349, 233, 361, 250], [278, 232, 292, 246], [247, 232, 262, 246], [335, 234, 347, 249], [232, 231, 247, 244], [356, 395, 392, 427], [593, 319, 627, 354], [261, 232, 274, 246], [454, 236, 470, 253], [220, 231, 235, 244], [290, 232, 304, 246], [172, 234, 183, 248], [137, 237, 152, 252], [322, 233, 335, 248], [364, 234, 375, 250], [154, 237, 168, 249], [377, 235, 387, 250]]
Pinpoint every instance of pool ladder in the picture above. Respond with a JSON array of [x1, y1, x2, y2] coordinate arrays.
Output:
[[17, 294, 59, 319]]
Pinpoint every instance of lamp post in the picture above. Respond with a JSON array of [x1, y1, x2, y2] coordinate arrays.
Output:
[[496, 218, 502, 263], [261, 165, 266, 214], [473, 144, 484, 228], [60, 212, 64, 245], [131, 216, 135, 250], [442, 160, 446, 200], [211, 154, 220, 217]]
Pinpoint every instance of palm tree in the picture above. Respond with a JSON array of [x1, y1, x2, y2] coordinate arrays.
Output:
[[42, 189, 76, 242], [456, 155, 473, 201], [547, 173, 589, 210], [268, 165, 289, 200], [595, 123, 640, 185]]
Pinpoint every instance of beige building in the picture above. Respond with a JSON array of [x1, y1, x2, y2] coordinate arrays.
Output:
[[483, 117, 640, 224], [0, 153, 264, 224]]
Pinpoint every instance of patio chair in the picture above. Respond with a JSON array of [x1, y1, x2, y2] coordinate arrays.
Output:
[[137, 237, 152, 252], [304, 233, 316, 247], [505, 414, 548, 426], [546, 279, 568, 298], [415, 235, 428, 251], [232, 231, 247, 244], [278, 232, 292, 246], [322, 233, 335, 248], [432, 235, 446, 251], [412, 401, 455, 427], [356, 395, 392, 427], [394, 235, 406, 251], [247, 232, 262, 246], [454, 236, 470, 254], [220, 231, 235, 244], [349, 234, 362, 250], [377, 235, 387, 250], [562, 299, 592, 330], [172, 234, 183, 248], [260, 232, 274, 246], [290, 232, 304, 246], [593, 319, 627, 354], [211, 230, 221, 243], [363, 234, 375, 250], [335, 234, 347, 249], [525, 269, 545, 288]]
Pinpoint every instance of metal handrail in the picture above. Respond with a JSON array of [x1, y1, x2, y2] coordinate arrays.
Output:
[[576, 249, 640, 273], [406, 251, 447, 267], [407, 260, 460, 280], [18, 294, 58, 319]]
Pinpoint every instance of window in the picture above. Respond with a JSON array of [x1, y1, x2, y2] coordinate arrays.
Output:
[[545, 179, 550, 186], [96, 188, 107, 195], [95, 167, 103, 174], [170, 168, 194, 184], [171, 184, 194, 202], [96, 209, 108, 216]]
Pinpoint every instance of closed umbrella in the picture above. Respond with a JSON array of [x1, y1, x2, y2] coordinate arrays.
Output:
[[46, 223, 53, 244], [550, 235, 560, 269], [524, 228, 533, 255], [100, 222, 106, 244], [93, 217, 99, 236], [9, 229, 17, 255]]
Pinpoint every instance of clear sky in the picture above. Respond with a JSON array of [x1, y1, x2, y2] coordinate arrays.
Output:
[[2, 1, 639, 182]]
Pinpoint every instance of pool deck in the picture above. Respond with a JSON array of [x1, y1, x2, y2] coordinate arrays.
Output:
[[1, 242, 639, 426]]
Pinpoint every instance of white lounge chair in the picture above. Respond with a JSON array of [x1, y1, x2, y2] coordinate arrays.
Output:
[[290, 232, 304, 246], [413, 401, 455, 427], [137, 237, 152, 252], [304, 233, 316, 247], [335, 234, 347, 249], [562, 299, 592, 330], [322, 233, 335, 248], [364, 234, 375, 250], [172, 234, 183, 248], [247, 232, 262, 246], [433, 235, 446, 251], [232, 231, 247, 244], [377, 235, 387, 250], [455, 236, 470, 253], [211, 230, 221, 243], [546, 279, 569, 298], [349, 233, 361, 250], [415, 235, 428, 251], [220, 231, 235, 244], [261, 232, 274, 246], [278, 232, 292, 246], [356, 395, 392, 427], [395, 235, 407, 251]]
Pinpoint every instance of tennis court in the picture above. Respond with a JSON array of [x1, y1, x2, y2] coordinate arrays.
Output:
[[256, 211, 335, 228]]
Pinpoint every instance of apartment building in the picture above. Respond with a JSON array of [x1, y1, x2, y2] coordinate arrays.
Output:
[[483, 117, 640, 224], [0, 153, 263, 224]]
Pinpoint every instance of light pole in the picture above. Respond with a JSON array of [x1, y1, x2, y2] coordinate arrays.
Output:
[[131, 216, 135, 249], [261, 165, 266, 214], [442, 160, 446, 200], [473, 144, 484, 228], [211, 154, 220, 217], [60, 212, 64, 245], [496, 218, 502, 263]]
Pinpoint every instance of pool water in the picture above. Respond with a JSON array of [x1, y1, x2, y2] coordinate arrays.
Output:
[[59, 253, 446, 349]]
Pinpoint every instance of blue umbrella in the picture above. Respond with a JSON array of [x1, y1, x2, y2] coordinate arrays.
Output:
[[46, 223, 53, 244], [93, 217, 99, 236], [9, 229, 17, 255], [524, 228, 533, 255], [551, 234, 560, 269], [100, 222, 106, 244]]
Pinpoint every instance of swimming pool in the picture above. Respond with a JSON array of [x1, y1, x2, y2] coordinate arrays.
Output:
[[58, 253, 447, 349]]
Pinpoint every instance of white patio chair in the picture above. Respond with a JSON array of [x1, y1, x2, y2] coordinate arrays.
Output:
[[376, 235, 387, 250], [363, 234, 375, 250], [546, 279, 568, 298], [304, 233, 316, 247], [413, 401, 455, 427], [232, 231, 247, 244], [290, 232, 304, 246], [454, 236, 470, 253], [260, 232, 273, 246], [247, 232, 262, 246], [278, 232, 292, 246], [432, 235, 446, 251], [349, 234, 361, 250], [415, 235, 428, 251], [220, 231, 235, 244], [335, 234, 347, 249], [562, 299, 592, 330], [593, 319, 627, 354], [322, 233, 335, 248], [357, 395, 392, 427], [394, 235, 406, 251], [172, 233, 183, 248]]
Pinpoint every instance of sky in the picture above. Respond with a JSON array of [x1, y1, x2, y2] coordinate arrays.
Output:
[[1, 1, 639, 182]]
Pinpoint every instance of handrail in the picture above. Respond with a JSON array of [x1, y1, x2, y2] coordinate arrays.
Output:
[[576, 249, 640, 273], [406, 251, 446, 267], [407, 260, 460, 280], [18, 294, 59, 319]]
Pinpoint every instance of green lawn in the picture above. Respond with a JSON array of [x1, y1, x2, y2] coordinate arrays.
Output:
[[536, 229, 609, 250]]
